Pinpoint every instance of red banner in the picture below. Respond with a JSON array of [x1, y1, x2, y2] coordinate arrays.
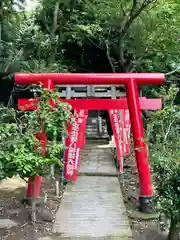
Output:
[[75, 109, 88, 172], [119, 109, 131, 155], [109, 109, 131, 173], [64, 109, 88, 181], [124, 110, 131, 153], [77, 110, 88, 149], [118, 110, 125, 173], [108, 109, 122, 161]]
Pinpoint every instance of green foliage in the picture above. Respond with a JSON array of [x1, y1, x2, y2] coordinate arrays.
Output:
[[147, 85, 180, 234], [151, 149, 180, 221], [1, 0, 180, 84], [147, 85, 180, 145], [0, 86, 72, 180], [128, 0, 180, 74]]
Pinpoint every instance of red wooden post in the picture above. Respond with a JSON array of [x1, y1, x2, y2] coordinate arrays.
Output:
[[126, 78, 152, 212], [44, 78, 54, 90]]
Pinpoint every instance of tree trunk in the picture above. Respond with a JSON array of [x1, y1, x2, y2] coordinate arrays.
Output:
[[47, 1, 60, 65], [168, 217, 179, 240]]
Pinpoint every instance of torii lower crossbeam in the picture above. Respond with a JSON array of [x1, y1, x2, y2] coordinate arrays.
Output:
[[18, 98, 161, 111]]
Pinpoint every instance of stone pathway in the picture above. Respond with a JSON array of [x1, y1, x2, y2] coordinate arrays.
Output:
[[51, 144, 132, 239], [79, 146, 117, 176]]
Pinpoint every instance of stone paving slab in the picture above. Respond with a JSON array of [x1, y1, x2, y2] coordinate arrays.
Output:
[[52, 145, 132, 239], [53, 176, 132, 239], [79, 146, 116, 175], [66, 176, 120, 192]]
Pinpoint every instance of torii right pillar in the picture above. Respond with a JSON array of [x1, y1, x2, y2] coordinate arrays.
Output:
[[126, 77, 164, 213]]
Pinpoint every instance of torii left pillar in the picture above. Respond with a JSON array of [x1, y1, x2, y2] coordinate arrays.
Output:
[[24, 79, 54, 202]]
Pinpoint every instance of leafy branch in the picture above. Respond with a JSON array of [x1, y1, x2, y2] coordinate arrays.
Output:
[[118, 0, 156, 71], [0, 85, 72, 181]]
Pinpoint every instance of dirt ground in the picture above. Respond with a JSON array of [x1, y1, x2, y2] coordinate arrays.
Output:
[[119, 151, 168, 240], [0, 174, 65, 240], [0, 150, 172, 240]]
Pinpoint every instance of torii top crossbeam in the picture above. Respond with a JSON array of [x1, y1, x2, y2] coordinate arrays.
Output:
[[15, 73, 165, 85]]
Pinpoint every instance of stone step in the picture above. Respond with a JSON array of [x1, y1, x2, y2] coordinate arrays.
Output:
[[66, 176, 120, 192], [78, 172, 118, 177], [85, 139, 109, 145]]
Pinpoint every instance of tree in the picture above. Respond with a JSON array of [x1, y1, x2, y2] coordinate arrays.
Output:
[[0, 86, 72, 181], [66, 0, 157, 72]]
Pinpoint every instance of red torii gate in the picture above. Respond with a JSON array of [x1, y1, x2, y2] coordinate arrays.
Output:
[[15, 73, 165, 213]]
